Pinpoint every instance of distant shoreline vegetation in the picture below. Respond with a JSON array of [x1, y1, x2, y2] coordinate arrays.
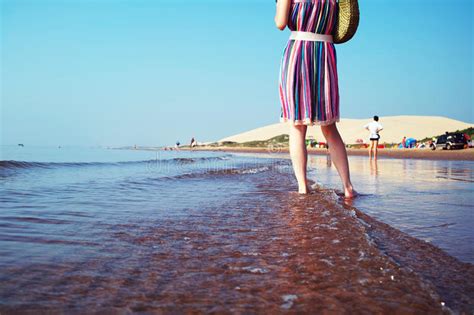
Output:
[[111, 127, 473, 151], [204, 127, 474, 149]]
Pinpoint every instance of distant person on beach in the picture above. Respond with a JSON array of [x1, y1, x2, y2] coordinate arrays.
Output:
[[401, 136, 407, 148], [275, 0, 356, 198], [190, 137, 196, 148], [364, 116, 383, 160]]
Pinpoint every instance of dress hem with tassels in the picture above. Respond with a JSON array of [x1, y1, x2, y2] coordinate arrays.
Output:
[[279, 117, 340, 126]]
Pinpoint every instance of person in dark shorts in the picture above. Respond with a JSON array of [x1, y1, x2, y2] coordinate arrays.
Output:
[[364, 116, 383, 160]]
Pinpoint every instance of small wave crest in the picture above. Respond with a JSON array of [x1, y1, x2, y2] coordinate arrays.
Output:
[[0, 156, 230, 170], [160, 165, 273, 181]]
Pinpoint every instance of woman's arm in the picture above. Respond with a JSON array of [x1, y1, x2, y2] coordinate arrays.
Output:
[[275, 0, 291, 30]]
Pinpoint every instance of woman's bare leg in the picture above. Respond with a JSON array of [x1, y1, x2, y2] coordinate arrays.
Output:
[[289, 124, 309, 194], [368, 141, 374, 160], [321, 123, 356, 198]]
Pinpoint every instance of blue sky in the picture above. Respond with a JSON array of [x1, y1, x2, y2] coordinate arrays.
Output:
[[1, 0, 473, 146]]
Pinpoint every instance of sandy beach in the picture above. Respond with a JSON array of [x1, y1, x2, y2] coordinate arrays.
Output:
[[218, 116, 473, 145], [186, 146, 474, 161]]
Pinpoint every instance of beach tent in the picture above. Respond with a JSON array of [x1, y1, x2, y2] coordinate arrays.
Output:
[[406, 138, 417, 148], [398, 138, 417, 148]]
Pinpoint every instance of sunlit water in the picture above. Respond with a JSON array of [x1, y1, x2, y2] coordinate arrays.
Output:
[[305, 154, 474, 263], [227, 151, 474, 264], [0, 145, 472, 313]]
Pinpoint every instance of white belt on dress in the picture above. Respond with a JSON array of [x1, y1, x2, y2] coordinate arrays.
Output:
[[289, 31, 333, 43]]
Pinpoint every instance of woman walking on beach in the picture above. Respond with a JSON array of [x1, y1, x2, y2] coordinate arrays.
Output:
[[275, 0, 356, 198]]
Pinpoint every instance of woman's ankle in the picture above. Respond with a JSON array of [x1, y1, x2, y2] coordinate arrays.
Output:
[[298, 180, 309, 194], [343, 184, 357, 198]]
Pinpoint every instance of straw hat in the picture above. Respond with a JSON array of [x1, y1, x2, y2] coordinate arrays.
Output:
[[333, 0, 360, 44]]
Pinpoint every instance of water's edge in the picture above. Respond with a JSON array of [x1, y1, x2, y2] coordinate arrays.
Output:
[[348, 203, 474, 313]]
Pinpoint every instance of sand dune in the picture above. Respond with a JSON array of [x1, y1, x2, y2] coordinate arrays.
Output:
[[218, 116, 473, 144]]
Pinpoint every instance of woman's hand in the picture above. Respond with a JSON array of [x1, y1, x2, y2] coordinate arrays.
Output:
[[274, 0, 291, 30]]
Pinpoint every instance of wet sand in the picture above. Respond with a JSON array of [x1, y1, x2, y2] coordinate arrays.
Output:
[[1, 162, 472, 314], [187, 147, 474, 161]]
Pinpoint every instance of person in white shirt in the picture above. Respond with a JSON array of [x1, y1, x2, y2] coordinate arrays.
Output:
[[364, 116, 383, 160]]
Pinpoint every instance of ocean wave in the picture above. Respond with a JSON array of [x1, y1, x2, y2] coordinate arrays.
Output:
[[158, 160, 291, 181], [157, 165, 273, 181], [0, 156, 231, 170]]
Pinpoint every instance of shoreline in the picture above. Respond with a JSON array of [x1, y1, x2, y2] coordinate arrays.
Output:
[[180, 146, 474, 161], [350, 203, 474, 313]]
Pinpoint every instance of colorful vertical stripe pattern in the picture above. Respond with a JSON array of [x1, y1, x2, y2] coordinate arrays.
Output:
[[279, 0, 340, 126]]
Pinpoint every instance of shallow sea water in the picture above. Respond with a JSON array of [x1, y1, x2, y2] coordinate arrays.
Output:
[[305, 154, 474, 264], [0, 146, 472, 313]]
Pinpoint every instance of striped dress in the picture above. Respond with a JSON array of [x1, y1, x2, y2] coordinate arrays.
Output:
[[278, 0, 340, 126]]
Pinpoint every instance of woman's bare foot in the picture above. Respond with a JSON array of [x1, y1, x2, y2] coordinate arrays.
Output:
[[344, 186, 358, 199], [298, 184, 311, 194]]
